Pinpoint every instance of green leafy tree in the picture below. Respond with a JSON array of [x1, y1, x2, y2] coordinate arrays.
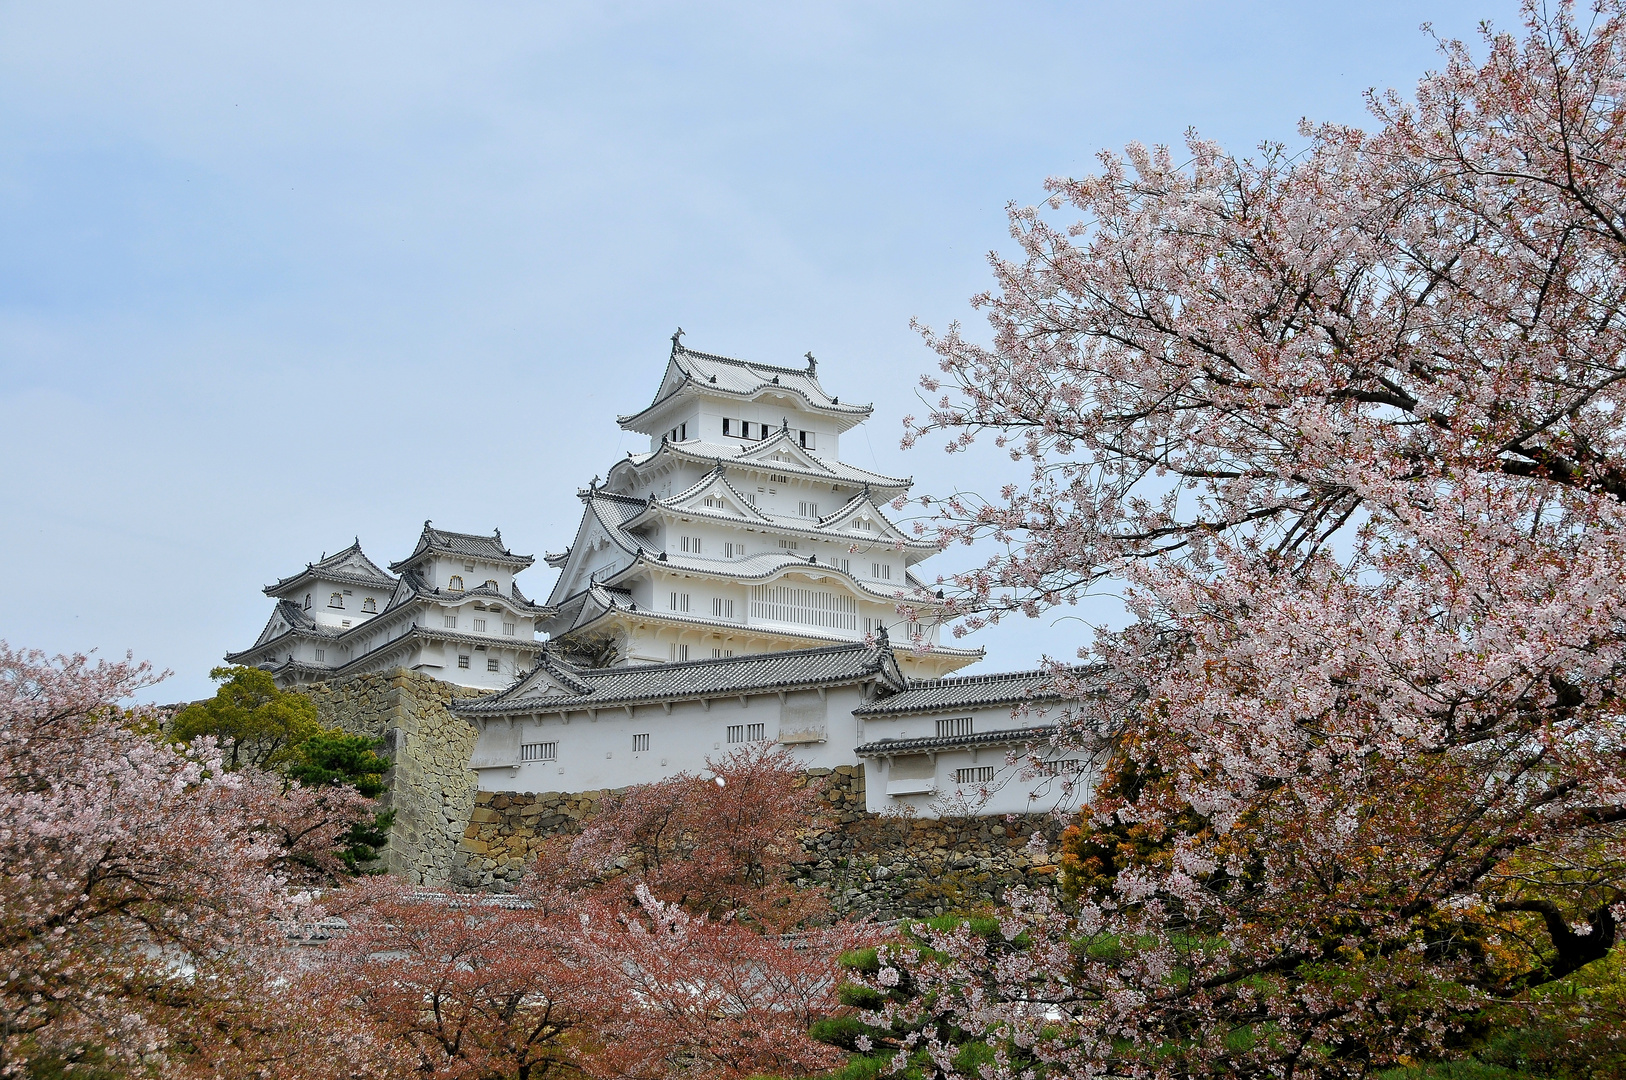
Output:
[[287, 731, 395, 872], [170, 665, 321, 771], [287, 730, 390, 798]]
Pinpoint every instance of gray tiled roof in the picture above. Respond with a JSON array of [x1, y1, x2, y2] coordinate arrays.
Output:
[[854, 724, 1060, 757], [618, 345, 874, 430], [617, 434, 910, 492], [264, 541, 398, 595], [389, 523, 535, 572], [854, 666, 1103, 716], [457, 640, 905, 715]]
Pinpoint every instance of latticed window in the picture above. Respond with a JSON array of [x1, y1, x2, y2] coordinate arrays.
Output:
[[520, 742, 557, 762], [632, 734, 650, 752], [727, 723, 765, 743], [329, 593, 344, 608], [750, 584, 857, 631], [680, 536, 701, 554], [503, 622, 516, 636], [1036, 759, 1082, 777], [936, 717, 973, 738], [485, 579, 498, 590], [712, 597, 734, 619], [457, 654, 470, 669], [448, 575, 465, 591], [473, 618, 487, 633], [670, 643, 689, 661], [670, 592, 690, 613], [444, 615, 457, 628], [955, 767, 994, 784], [362, 597, 377, 613], [486, 658, 499, 672]]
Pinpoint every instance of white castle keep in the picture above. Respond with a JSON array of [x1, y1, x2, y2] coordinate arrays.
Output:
[[229, 337, 1092, 817]]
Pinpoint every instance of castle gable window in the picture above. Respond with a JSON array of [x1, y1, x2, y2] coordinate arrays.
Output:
[[361, 597, 377, 613], [484, 579, 498, 590], [328, 593, 344, 609], [448, 575, 465, 591]]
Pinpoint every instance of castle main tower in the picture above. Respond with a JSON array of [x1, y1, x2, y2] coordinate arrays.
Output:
[[541, 335, 980, 677]]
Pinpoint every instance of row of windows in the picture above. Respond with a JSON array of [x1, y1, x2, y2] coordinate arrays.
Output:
[[722, 419, 816, 447], [520, 741, 557, 762], [443, 616, 519, 635], [955, 766, 995, 784], [457, 655, 502, 672], [310, 590, 382, 614], [446, 575, 500, 592], [679, 535, 702, 554], [666, 423, 689, 442], [727, 723, 765, 743], [937, 716, 974, 738]]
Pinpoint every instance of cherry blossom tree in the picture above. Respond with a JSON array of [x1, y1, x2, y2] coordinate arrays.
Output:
[[0, 644, 374, 1077], [545, 742, 833, 929], [889, 2, 1626, 1075]]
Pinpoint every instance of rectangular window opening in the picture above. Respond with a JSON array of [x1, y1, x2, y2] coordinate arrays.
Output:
[[955, 766, 995, 785], [457, 655, 471, 669], [520, 742, 557, 762], [486, 658, 499, 672], [632, 733, 650, 753], [936, 716, 974, 739]]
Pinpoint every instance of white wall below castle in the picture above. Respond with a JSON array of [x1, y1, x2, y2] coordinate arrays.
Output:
[[468, 689, 1096, 819]]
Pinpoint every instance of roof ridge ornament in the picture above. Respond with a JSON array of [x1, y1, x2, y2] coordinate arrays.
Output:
[[805, 351, 816, 373], [781, 417, 789, 433], [671, 327, 684, 356]]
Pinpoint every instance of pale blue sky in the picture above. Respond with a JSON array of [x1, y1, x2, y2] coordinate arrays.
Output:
[[0, 1, 1522, 701]]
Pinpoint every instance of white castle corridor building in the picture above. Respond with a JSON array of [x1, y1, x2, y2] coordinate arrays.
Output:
[[230, 337, 1092, 818]]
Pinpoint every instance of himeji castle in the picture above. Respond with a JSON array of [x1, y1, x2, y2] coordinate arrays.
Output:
[[228, 335, 1094, 818], [227, 525, 550, 690], [542, 333, 982, 677]]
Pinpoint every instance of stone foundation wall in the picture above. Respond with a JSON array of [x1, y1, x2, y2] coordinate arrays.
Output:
[[450, 765, 1068, 917], [301, 669, 484, 886]]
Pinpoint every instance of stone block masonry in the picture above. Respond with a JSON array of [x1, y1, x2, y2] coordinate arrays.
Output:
[[451, 766, 1070, 919], [301, 669, 487, 886]]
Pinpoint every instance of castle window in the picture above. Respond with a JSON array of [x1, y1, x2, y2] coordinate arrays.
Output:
[[632, 733, 650, 752], [463, 562, 475, 572], [835, 557, 850, 573], [457, 655, 471, 669], [315, 649, 325, 662], [484, 579, 498, 590], [798, 500, 819, 517], [473, 618, 487, 633], [448, 575, 465, 591], [744, 493, 756, 505], [670, 592, 690, 613], [503, 622, 517, 636], [853, 518, 874, 532], [724, 542, 743, 558], [712, 597, 734, 619], [486, 658, 499, 672], [303, 593, 311, 610], [361, 597, 377, 613], [712, 648, 734, 658], [906, 621, 923, 639], [520, 742, 557, 762], [751, 584, 858, 631], [955, 767, 995, 785], [343, 589, 353, 596], [936, 717, 974, 739], [799, 430, 816, 450], [727, 723, 765, 743], [1036, 759, 1081, 777], [872, 562, 892, 581], [680, 536, 701, 554], [444, 615, 457, 628], [722, 418, 733, 436], [329, 593, 344, 608], [769, 473, 789, 484], [670, 643, 689, 661], [740, 421, 753, 439], [777, 538, 799, 551]]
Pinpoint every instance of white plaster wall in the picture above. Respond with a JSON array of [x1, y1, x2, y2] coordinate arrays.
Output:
[[468, 688, 1092, 819], [470, 682, 869, 790]]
